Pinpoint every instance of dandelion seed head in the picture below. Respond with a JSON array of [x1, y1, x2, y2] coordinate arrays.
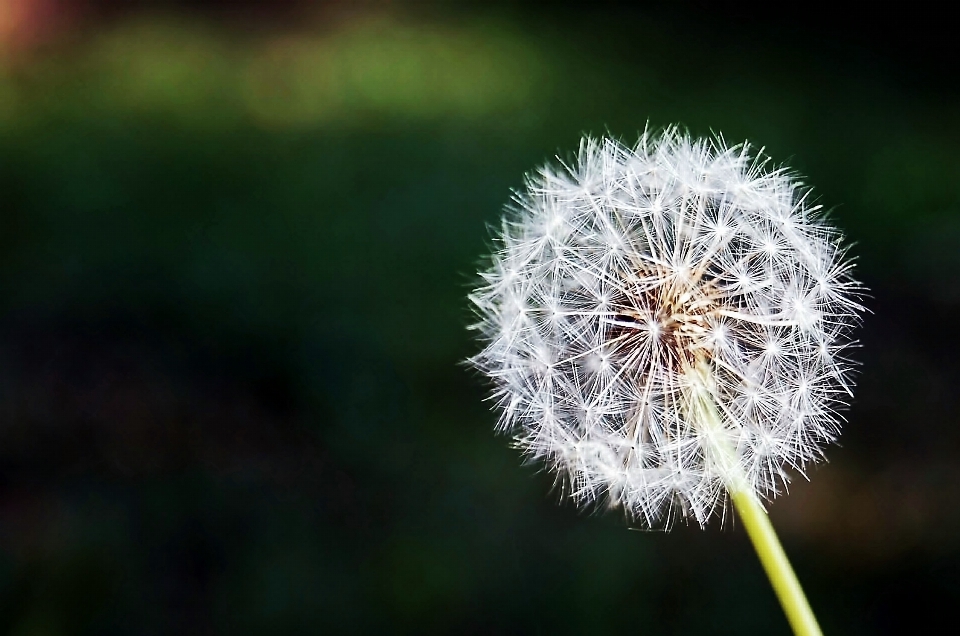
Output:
[[469, 127, 864, 528]]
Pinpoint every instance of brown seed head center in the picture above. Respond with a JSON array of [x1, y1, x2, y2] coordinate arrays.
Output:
[[612, 271, 720, 374]]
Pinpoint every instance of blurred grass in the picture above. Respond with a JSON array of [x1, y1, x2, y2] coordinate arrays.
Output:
[[0, 7, 958, 635], [0, 14, 554, 128]]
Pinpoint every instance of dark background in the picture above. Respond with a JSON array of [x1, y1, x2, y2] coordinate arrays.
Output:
[[1, 1, 958, 634]]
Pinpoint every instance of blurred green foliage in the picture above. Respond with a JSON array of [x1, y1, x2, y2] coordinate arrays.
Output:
[[0, 7, 958, 635]]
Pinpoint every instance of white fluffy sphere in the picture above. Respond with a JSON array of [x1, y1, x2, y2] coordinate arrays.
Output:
[[469, 128, 863, 528]]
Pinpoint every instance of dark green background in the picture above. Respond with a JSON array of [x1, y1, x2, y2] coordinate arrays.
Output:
[[1, 3, 957, 634]]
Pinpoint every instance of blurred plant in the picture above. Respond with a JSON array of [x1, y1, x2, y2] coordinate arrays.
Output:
[[468, 127, 864, 636]]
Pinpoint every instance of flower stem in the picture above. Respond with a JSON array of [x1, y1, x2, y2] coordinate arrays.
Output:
[[689, 361, 823, 636], [729, 485, 823, 636]]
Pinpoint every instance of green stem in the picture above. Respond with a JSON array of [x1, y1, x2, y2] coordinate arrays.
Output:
[[729, 485, 823, 636], [690, 362, 823, 636]]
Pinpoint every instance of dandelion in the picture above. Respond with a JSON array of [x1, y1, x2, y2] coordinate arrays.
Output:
[[468, 127, 863, 636]]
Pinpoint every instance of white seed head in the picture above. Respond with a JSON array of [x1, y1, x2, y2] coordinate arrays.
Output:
[[469, 128, 864, 528]]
